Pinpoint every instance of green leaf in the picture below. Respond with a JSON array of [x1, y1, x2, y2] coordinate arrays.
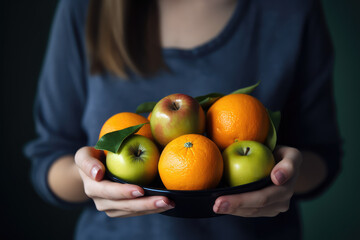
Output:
[[95, 123, 147, 153], [230, 81, 261, 95], [268, 110, 281, 132], [264, 110, 281, 151], [195, 93, 224, 110], [136, 101, 158, 114], [194, 82, 261, 110]]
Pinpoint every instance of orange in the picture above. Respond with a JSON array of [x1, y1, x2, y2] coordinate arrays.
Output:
[[99, 112, 153, 140], [158, 134, 223, 190], [206, 94, 269, 150]]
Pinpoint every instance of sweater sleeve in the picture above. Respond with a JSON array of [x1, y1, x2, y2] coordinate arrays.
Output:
[[278, 0, 343, 200], [24, 0, 90, 208]]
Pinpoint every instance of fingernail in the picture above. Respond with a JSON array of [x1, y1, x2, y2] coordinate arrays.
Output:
[[217, 201, 229, 213], [275, 171, 286, 185], [91, 165, 101, 179], [132, 191, 144, 198], [155, 200, 174, 209]]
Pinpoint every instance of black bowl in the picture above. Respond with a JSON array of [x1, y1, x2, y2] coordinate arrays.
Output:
[[106, 171, 272, 218]]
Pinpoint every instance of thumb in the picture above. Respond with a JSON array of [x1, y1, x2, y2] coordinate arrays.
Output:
[[271, 147, 302, 186], [75, 146, 106, 181]]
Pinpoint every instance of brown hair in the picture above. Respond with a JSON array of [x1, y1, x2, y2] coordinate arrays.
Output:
[[86, 0, 165, 78]]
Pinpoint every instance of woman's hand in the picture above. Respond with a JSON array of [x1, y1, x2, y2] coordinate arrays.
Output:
[[75, 147, 175, 218], [213, 146, 302, 217]]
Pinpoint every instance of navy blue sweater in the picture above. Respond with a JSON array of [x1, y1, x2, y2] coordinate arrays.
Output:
[[25, 0, 342, 239]]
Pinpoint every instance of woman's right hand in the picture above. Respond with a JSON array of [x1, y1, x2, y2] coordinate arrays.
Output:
[[74, 146, 175, 217]]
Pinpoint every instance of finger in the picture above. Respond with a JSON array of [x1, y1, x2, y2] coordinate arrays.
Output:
[[83, 179, 145, 200], [213, 184, 292, 212], [225, 200, 291, 217], [75, 146, 105, 181], [95, 196, 175, 213], [271, 147, 302, 186]]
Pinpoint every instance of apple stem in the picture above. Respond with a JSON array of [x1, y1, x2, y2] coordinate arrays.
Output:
[[244, 147, 250, 155], [172, 102, 180, 110], [136, 149, 142, 157]]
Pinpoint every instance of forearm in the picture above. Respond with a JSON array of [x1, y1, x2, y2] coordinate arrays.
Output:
[[294, 151, 327, 194], [48, 155, 89, 203]]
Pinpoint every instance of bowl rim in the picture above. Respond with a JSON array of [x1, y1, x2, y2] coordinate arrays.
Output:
[[106, 170, 272, 195]]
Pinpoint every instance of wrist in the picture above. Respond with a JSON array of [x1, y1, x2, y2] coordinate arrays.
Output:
[[294, 151, 327, 194], [48, 155, 89, 203]]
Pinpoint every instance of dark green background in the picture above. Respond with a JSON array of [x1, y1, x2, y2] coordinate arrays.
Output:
[[1, 0, 359, 239], [300, 0, 360, 239]]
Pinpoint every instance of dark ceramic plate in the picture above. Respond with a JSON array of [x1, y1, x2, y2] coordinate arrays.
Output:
[[106, 171, 272, 218]]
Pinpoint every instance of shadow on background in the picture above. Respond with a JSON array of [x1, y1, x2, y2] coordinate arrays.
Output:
[[1, 1, 81, 239], [0, 0, 359, 239]]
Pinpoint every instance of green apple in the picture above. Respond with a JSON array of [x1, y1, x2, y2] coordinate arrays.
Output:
[[106, 135, 160, 186], [222, 140, 275, 186], [150, 93, 205, 147]]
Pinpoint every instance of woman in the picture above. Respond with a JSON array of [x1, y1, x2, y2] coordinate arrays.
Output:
[[25, 0, 342, 239]]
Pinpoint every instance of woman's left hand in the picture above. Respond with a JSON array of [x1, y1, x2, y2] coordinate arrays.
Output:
[[213, 146, 302, 217]]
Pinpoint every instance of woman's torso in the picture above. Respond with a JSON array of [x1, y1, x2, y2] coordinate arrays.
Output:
[[76, 0, 310, 239]]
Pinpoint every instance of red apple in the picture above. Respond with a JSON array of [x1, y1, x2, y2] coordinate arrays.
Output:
[[150, 93, 205, 146]]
